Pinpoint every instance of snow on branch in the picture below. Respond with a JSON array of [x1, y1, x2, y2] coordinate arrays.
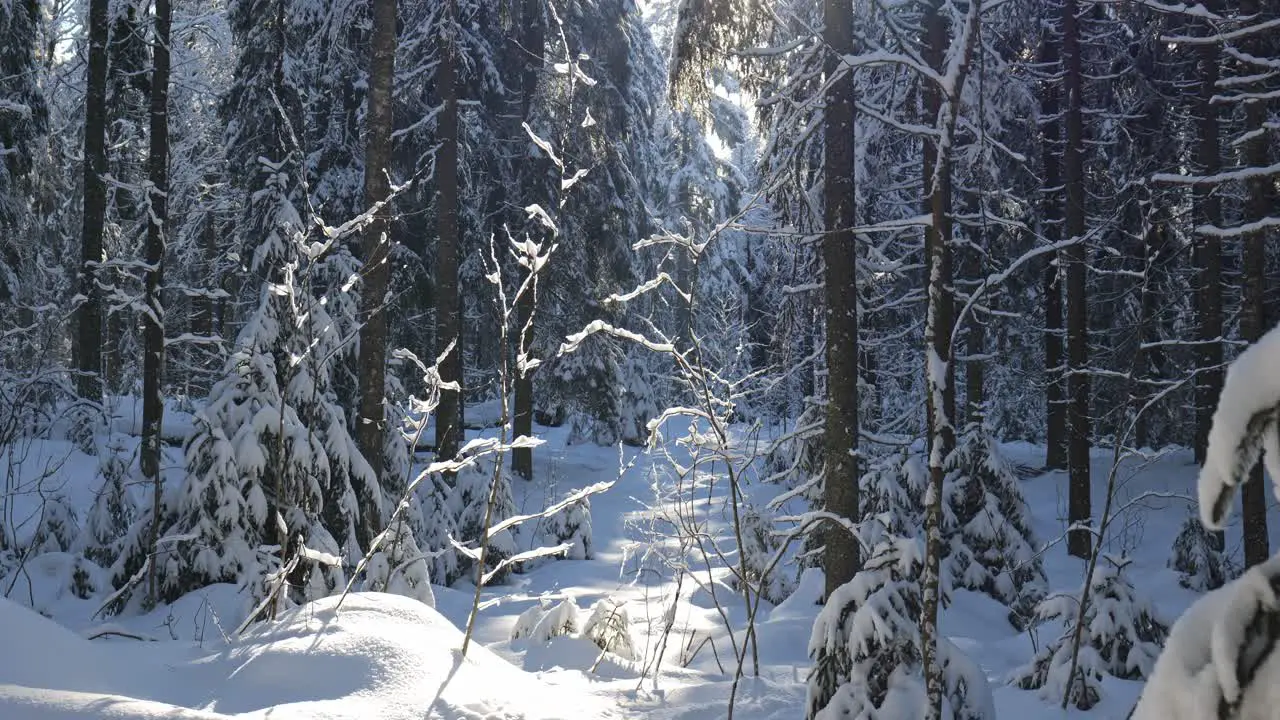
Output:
[[487, 480, 616, 537], [558, 320, 675, 356], [1195, 217, 1280, 238], [1153, 161, 1280, 186], [1198, 323, 1280, 530], [1162, 17, 1280, 43]]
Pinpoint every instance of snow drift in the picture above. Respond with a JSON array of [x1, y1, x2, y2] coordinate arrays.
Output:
[[0, 592, 619, 720]]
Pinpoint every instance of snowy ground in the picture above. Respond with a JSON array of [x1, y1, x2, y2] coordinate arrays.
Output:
[[2, 413, 1272, 719]]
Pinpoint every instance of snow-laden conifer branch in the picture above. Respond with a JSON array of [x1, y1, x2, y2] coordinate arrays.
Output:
[[1198, 324, 1280, 530]]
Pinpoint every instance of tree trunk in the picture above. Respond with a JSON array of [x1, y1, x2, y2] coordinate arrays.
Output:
[[512, 0, 545, 481], [142, 0, 171, 605], [860, 281, 879, 429], [1039, 33, 1067, 470], [1192, 2, 1223, 468], [1134, 225, 1163, 451], [966, 310, 985, 424], [1062, 0, 1091, 560], [77, 0, 110, 403], [920, 1, 962, 715], [1238, 0, 1271, 569], [820, 0, 859, 599], [435, 0, 463, 463], [356, 0, 396, 543]]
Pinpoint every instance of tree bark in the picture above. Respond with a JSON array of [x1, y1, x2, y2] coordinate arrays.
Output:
[[1062, 0, 1091, 560], [512, 0, 545, 481], [966, 307, 985, 424], [1039, 33, 1067, 470], [356, 0, 397, 543], [76, 0, 110, 402], [1192, 2, 1223, 468], [435, 0, 463, 463], [142, 0, 171, 605], [1238, 0, 1271, 570], [920, 1, 965, 715], [820, 0, 859, 599]]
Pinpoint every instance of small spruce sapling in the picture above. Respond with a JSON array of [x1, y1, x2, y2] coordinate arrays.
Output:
[[1012, 555, 1167, 709], [735, 507, 793, 605], [77, 439, 136, 567], [806, 535, 994, 719], [539, 491, 593, 561], [943, 421, 1046, 624], [1169, 514, 1231, 592], [583, 597, 638, 661], [30, 493, 79, 554], [531, 597, 582, 643], [360, 516, 435, 607], [415, 469, 462, 584], [452, 462, 519, 583]]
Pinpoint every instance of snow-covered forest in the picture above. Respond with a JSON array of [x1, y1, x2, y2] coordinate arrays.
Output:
[[2, 0, 1280, 716]]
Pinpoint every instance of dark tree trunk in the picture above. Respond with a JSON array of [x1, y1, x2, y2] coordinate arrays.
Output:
[[77, 0, 110, 402], [1134, 224, 1164, 451], [966, 312, 985, 424], [512, 0, 545, 481], [355, 0, 396, 545], [435, 0, 463, 463], [1237, 0, 1271, 569], [820, 0, 859, 598], [860, 281, 879, 429], [1192, 2, 1223, 467], [1062, 0, 1091, 560], [1039, 34, 1067, 470], [920, 1, 969, 714], [142, 0, 171, 605]]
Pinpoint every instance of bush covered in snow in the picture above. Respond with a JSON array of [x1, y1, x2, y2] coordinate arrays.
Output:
[[1012, 555, 1167, 709], [806, 535, 994, 720], [410, 469, 462, 585], [1132, 553, 1280, 720]]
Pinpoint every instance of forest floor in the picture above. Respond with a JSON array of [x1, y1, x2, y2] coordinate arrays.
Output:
[[0, 403, 1262, 719]]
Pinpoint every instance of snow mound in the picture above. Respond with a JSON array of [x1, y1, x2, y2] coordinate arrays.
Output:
[[0, 593, 618, 720]]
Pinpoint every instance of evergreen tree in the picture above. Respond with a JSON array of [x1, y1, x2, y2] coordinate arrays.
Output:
[[807, 536, 994, 719], [943, 422, 1046, 620], [1012, 556, 1168, 709]]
